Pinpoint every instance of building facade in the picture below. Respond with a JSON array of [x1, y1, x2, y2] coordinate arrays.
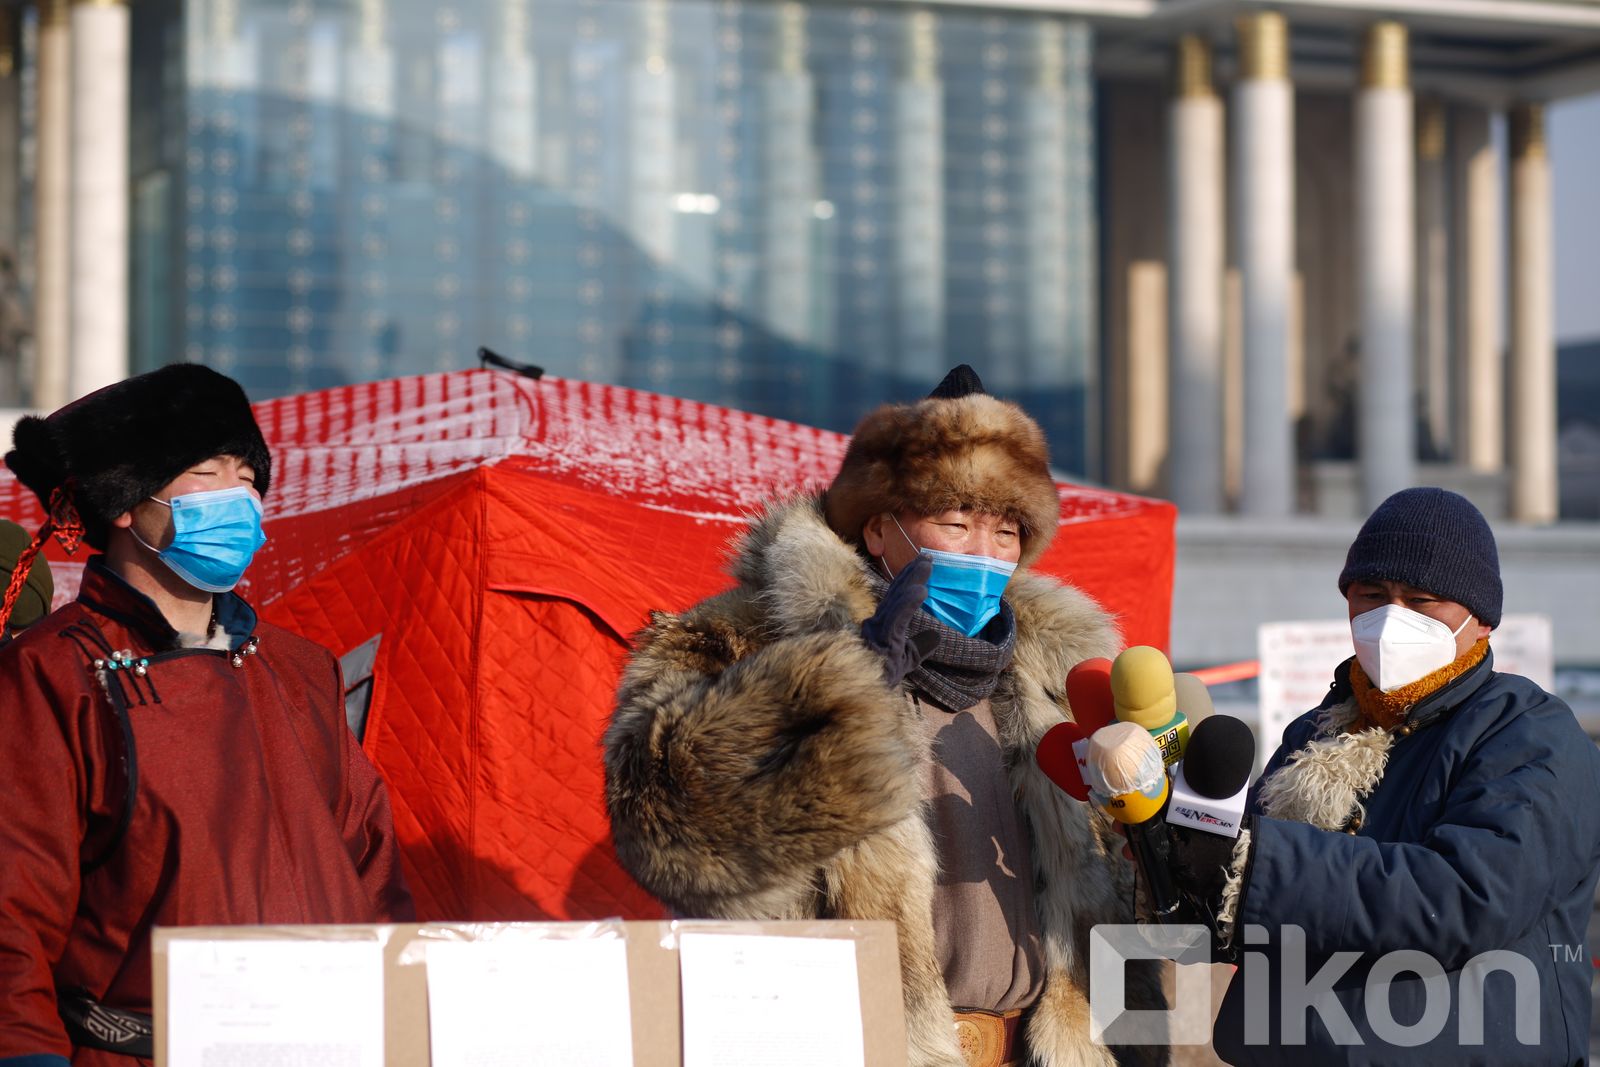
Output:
[[1, 0, 1597, 518]]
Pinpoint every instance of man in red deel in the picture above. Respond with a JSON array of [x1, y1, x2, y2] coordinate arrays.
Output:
[[0, 364, 413, 1067]]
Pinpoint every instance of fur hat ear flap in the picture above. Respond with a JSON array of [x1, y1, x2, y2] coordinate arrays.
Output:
[[4, 364, 271, 550], [825, 385, 1060, 568]]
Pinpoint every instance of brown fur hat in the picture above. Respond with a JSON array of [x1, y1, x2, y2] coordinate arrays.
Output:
[[824, 365, 1059, 567]]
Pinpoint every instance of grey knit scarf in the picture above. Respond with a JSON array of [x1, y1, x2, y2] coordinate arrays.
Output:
[[866, 570, 1017, 712]]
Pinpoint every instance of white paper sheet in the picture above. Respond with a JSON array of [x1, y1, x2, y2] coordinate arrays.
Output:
[[425, 934, 635, 1067], [678, 933, 865, 1067], [166, 938, 384, 1067]]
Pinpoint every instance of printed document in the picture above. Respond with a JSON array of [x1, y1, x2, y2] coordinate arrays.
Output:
[[425, 934, 635, 1067], [166, 938, 384, 1067], [678, 933, 865, 1067]]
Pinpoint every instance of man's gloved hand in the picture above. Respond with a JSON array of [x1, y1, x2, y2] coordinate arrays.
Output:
[[1166, 820, 1251, 904], [861, 554, 938, 688]]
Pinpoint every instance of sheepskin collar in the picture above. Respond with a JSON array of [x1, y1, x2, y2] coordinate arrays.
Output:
[[1257, 649, 1496, 834], [1256, 707, 1392, 832]]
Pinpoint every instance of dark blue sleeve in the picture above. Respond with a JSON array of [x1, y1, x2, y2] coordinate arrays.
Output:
[[0, 1055, 71, 1067], [1241, 700, 1600, 970]]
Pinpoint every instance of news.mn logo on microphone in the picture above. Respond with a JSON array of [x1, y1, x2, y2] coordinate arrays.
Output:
[[1169, 805, 1234, 832]]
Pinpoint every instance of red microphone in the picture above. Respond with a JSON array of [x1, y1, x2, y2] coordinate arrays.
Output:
[[1066, 657, 1116, 733], [1038, 658, 1119, 803], [1037, 720, 1090, 801]]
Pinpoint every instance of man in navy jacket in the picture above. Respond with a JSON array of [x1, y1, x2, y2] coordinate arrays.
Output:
[[1174, 488, 1600, 1066]]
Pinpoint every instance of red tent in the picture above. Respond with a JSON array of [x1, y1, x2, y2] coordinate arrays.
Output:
[[1, 370, 1176, 921]]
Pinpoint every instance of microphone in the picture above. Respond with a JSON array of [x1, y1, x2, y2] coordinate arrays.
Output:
[[1046, 658, 1117, 802], [1065, 657, 1116, 733], [1085, 722, 1180, 919], [1173, 672, 1214, 728], [1036, 720, 1091, 801], [1165, 715, 1255, 839], [1111, 646, 1190, 767], [1164, 716, 1256, 936]]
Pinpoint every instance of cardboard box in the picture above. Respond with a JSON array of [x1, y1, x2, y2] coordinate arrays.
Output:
[[153, 920, 907, 1067]]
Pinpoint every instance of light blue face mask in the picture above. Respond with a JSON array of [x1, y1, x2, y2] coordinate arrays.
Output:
[[134, 485, 268, 593], [890, 515, 1018, 637]]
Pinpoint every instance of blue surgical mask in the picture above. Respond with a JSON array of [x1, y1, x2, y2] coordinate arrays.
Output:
[[889, 515, 1017, 637], [134, 486, 267, 593]]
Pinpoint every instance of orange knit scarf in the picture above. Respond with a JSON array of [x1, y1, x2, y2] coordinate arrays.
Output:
[[1350, 638, 1490, 733]]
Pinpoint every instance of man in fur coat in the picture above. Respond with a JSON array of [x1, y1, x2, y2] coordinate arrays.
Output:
[[605, 367, 1165, 1067], [0, 364, 414, 1067], [1166, 488, 1600, 1065]]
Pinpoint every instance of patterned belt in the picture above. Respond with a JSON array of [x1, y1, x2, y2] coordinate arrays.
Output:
[[57, 990, 153, 1058], [953, 1008, 1024, 1067]]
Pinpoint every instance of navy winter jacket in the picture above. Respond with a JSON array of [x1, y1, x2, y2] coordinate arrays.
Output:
[[1213, 651, 1600, 1066]]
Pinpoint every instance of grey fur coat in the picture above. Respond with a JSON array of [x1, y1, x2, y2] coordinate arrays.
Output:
[[604, 496, 1166, 1067]]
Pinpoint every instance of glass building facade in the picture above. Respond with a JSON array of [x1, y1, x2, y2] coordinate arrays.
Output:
[[125, 0, 1099, 470]]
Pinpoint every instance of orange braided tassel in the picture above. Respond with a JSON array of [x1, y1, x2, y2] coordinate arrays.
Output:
[[46, 484, 85, 553], [0, 486, 84, 632]]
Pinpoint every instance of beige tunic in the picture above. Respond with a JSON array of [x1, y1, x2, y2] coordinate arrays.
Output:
[[917, 694, 1045, 1013]]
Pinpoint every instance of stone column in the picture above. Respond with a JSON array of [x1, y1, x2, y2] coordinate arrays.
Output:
[[1232, 12, 1294, 516], [0, 9, 18, 251], [1022, 21, 1072, 391], [622, 0, 677, 384], [491, 0, 536, 180], [1354, 21, 1414, 510], [69, 0, 130, 398], [0, 9, 19, 405], [1167, 34, 1225, 514], [1508, 103, 1557, 523], [1451, 104, 1502, 474], [762, 2, 817, 348], [1415, 98, 1448, 461], [34, 0, 71, 409], [628, 0, 676, 267], [343, 0, 394, 380], [894, 9, 945, 382]]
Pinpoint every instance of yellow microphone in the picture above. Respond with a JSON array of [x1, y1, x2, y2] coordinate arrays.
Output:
[[1111, 645, 1190, 767], [1085, 721, 1170, 824], [1084, 721, 1181, 918]]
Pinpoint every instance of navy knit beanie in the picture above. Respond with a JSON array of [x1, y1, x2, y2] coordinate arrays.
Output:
[[1338, 488, 1502, 628]]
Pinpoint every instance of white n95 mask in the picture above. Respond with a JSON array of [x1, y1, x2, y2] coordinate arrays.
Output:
[[1350, 604, 1471, 693]]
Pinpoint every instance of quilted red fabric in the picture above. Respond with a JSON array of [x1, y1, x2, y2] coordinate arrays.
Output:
[[0, 370, 1175, 921]]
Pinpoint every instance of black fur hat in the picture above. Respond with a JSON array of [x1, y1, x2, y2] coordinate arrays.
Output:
[[5, 364, 271, 549]]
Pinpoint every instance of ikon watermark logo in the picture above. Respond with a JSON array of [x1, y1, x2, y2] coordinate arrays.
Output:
[[1088, 924, 1215, 1046], [1089, 923, 1547, 1048]]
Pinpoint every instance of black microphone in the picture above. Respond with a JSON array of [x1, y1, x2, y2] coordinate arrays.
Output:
[[1164, 715, 1256, 934], [1166, 714, 1254, 837]]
